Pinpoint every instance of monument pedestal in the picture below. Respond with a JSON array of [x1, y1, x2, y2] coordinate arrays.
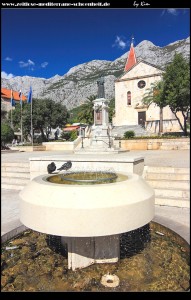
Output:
[[85, 97, 117, 152], [90, 125, 113, 149]]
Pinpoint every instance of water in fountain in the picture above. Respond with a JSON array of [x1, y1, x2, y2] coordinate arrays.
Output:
[[12, 166, 189, 291], [1, 222, 190, 292], [47, 168, 127, 185]]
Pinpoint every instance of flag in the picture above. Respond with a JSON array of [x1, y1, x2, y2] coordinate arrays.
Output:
[[19, 89, 22, 106], [27, 86, 32, 104], [10, 89, 15, 107]]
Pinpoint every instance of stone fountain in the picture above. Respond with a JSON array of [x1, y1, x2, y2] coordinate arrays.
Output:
[[19, 168, 155, 271], [1, 77, 190, 292], [19, 77, 155, 271]]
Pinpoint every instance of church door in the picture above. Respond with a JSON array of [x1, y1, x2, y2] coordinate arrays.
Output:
[[138, 111, 146, 127]]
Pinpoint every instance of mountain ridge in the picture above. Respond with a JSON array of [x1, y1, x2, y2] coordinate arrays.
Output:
[[2, 36, 190, 110]]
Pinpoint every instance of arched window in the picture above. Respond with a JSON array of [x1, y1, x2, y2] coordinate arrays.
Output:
[[127, 91, 131, 105]]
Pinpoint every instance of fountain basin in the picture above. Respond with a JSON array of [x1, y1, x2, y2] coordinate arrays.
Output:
[[19, 172, 155, 237]]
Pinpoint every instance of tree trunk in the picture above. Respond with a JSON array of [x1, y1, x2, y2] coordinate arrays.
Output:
[[173, 110, 186, 135], [40, 128, 45, 139], [45, 126, 51, 140], [184, 117, 188, 136], [159, 107, 163, 135]]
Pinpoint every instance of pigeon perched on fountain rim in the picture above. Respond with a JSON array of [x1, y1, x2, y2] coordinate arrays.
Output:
[[47, 162, 56, 174], [57, 161, 72, 172]]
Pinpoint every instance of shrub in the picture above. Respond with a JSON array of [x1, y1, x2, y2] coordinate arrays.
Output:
[[60, 131, 72, 141], [123, 130, 135, 139], [1, 123, 14, 147], [33, 135, 48, 144], [69, 130, 78, 141], [115, 134, 189, 140], [60, 130, 78, 141]]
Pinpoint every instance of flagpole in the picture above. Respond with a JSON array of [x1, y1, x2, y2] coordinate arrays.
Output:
[[31, 91, 33, 146], [11, 106, 13, 128], [10, 89, 13, 129], [21, 93, 23, 144], [27, 86, 33, 145]]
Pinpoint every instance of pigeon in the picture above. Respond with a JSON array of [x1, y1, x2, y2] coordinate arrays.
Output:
[[47, 162, 56, 174], [57, 161, 72, 172]]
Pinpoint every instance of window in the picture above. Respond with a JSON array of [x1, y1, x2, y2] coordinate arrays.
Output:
[[127, 91, 131, 105], [138, 80, 146, 89]]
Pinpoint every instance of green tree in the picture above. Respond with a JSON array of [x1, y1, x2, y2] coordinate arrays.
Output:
[[108, 97, 115, 123], [60, 130, 78, 141], [68, 106, 83, 124], [12, 98, 69, 141], [142, 80, 166, 135], [163, 53, 190, 136], [1, 123, 14, 148], [78, 95, 96, 125], [76, 95, 115, 125], [8, 103, 23, 132], [1, 109, 7, 122]]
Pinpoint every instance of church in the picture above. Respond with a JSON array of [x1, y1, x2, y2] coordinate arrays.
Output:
[[112, 39, 183, 134]]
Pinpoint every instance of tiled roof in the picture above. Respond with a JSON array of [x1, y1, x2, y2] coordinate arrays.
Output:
[[124, 42, 137, 72], [63, 126, 80, 131], [1, 88, 27, 101]]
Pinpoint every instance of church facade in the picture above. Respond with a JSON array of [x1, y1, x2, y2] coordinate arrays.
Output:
[[112, 40, 183, 134]]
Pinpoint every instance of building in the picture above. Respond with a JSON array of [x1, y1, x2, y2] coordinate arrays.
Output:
[[1, 88, 27, 142], [1, 88, 27, 113], [113, 39, 183, 134]]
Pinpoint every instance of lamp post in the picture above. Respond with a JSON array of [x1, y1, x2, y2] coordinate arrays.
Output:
[[81, 127, 85, 148], [107, 124, 112, 148]]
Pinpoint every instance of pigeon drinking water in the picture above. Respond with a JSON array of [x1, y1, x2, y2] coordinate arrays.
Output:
[[57, 161, 72, 172]]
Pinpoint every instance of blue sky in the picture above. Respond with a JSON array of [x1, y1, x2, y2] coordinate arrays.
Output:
[[1, 8, 190, 79]]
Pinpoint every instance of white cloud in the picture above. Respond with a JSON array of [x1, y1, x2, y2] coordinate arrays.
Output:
[[41, 62, 48, 68], [1, 71, 14, 79], [113, 36, 127, 50], [161, 10, 165, 16], [5, 57, 13, 61], [183, 9, 188, 15], [28, 59, 35, 65], [19, 59, 35, 68], [161, 9, 179, 16], [167, 9, 179, 16]]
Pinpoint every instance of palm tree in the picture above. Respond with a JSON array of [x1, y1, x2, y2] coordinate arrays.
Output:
[[78, 95, 97, 125], [108, 97, 115, 123], [142, 80, 166, 135]]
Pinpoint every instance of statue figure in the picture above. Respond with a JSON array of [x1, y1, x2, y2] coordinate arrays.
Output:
[[97, 76, 105, 98]]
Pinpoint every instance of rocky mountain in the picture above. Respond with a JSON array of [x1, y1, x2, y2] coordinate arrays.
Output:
[[2, 37, 190, 110]]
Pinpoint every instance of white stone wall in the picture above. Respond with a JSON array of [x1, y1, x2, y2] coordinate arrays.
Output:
[[1, 98, 13, 112], [113, 61, 184, 133], [122, 61, 162, 79]]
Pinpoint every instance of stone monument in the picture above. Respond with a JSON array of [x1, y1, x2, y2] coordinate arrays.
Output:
[[90, 76, 114, 151], [97, 76, 105, 98]]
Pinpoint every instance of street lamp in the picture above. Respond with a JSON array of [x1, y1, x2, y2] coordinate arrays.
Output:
[[81, 127, 85, 148]]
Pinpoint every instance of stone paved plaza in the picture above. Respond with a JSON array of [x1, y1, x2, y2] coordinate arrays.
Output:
[[1, 149, 190, 244]]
